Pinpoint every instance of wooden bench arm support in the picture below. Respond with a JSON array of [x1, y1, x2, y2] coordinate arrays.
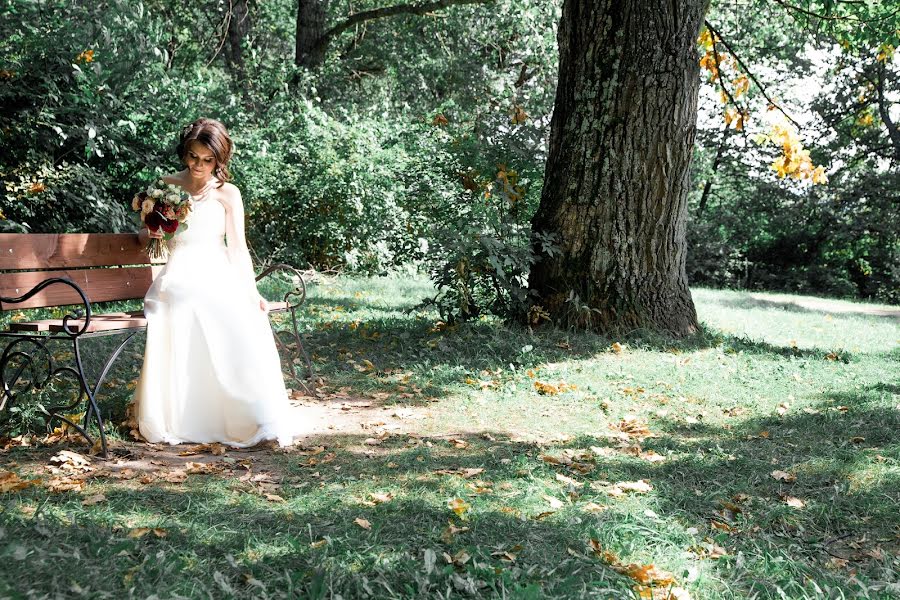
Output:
[[1, 277, 93, 336], [255, 264, 307, 310]]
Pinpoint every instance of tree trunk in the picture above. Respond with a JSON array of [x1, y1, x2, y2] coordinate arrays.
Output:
[[529, 0, 708, 335], [296, 0, 328, 68], [225, 0, 251, 84]]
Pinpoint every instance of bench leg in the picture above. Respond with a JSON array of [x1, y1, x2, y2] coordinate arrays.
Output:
[[81, 331, 139, 446], [272, 307, 317, 398], [1, 335, 105, 455], [72, 338, 107, 457]]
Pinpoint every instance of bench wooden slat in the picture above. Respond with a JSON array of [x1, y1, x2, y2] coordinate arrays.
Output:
[[0, 234, 152, 270], [0, 267, 160, 310], [8, 312, 148, 334]]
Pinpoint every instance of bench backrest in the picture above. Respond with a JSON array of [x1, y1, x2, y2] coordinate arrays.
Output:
[[0, 234, 158, 310]]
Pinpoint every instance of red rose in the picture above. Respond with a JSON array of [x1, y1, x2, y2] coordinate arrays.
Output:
[[161, 218, 178, 234], [144, 209, 163, 231]]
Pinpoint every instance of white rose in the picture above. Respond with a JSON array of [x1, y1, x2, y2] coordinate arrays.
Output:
[[166, 193, 178, 203], [152, 189, 164, 198]]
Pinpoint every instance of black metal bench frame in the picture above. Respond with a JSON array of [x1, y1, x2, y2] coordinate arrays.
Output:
[[0, 265, 314, 457]]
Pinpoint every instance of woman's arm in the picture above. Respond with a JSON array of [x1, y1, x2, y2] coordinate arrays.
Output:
[[221, 184, 268, 312]]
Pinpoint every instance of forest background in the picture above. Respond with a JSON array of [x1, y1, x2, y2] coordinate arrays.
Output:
[[1, 0, 898, 319]]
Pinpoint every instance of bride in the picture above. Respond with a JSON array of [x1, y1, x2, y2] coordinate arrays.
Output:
[[134, 118, 306, 447]]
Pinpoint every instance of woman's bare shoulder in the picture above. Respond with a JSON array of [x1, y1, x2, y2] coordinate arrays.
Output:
[[217, 182, 242, 204]]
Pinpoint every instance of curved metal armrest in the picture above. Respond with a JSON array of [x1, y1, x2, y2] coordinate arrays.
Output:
[[255, 264, 307, 310], [0, 277, 92, 336]]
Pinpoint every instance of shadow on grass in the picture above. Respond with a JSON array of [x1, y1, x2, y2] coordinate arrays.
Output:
[[710, 294, 900, 322], [3, 387, 897, 598]]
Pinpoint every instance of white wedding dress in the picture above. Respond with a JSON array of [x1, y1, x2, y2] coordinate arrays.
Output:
[[135, 194, 304, 447]]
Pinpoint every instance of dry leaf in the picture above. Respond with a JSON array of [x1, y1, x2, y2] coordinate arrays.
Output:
[[784, 496, 805, 508], [46, 477, 84, 492], [264, 493, 285, 503], [448, 438, 468, 449], [543, 494, 564, 509], [310, 539, 328, 549], [610, 342, 624, 354], [354, 517, 372, 530], [555, 473, 583, 488], [609, 480, 653, 496], [81, 493, 107, 506], [770, 470, 796, 483], [369, 492, 394, 504], [0, 470, 40, 493], [447, 497, 470, 518], [441, 522, 469, 543], [581, 502, 608, 513]]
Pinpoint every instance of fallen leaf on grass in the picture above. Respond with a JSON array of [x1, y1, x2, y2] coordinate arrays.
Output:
[[354, 518, 372, 530], [48, 450, 93, 474], [532, 510, 556, 520], [310, 539, 328, 549], [581, 502, 608, 513], [490, 549, 518, 562], [434, 468, 484, 478], [127, 527, 167, 539], [608, 480, 653, 496], [534, 380, 577, 395], [610, 416, 653, 439], [161, 470, 188, 483], [264, 493, 285, 503], [771, 470, 796, 483], [783, 496, 805, 509], [610, 342, 624, 354], [443, 549, 471, 567], [448, 438, 468, 449], [555, 473, 583, 488], [47, 477, 84, 492], [448, 498, 470, 518], [369, 492, 394, 504], [543, 494, 564, 509], [441, 522, 469, 543], [81, 493, 107, 506], [0, 470, 40, 493]]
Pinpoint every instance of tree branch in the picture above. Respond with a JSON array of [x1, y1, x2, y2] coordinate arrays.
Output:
[[872, 63, 900, 162], [312, 0, 493, 59], [704, 20, 802, 130]]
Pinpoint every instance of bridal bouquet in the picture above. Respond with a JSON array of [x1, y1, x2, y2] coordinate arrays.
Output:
[[132, 180, 192, 259]]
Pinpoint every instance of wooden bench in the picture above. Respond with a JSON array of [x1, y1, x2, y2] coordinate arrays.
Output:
[[0, 233, 314, 456]]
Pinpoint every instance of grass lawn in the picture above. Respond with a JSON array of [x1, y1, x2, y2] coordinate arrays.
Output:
[[1, 276, 898, 599]]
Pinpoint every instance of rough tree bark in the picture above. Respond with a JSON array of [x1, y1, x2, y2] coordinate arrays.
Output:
[[529, 0, 708, 335], [224, 0, 251, 83], [296, 0, 329, 69]]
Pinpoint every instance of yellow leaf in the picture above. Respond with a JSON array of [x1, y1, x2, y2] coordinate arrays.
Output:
[[448, 497, 471, 518]]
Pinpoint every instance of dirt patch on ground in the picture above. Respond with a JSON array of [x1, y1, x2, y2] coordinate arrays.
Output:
[[2, 394, 432, 478]]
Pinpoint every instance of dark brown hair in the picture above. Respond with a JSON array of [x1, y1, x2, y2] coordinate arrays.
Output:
[[176, 118, 234, 185]]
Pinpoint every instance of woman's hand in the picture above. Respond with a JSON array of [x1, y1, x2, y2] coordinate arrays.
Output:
[[139, 226, 163, 244], [258, 296, 270, 313]]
